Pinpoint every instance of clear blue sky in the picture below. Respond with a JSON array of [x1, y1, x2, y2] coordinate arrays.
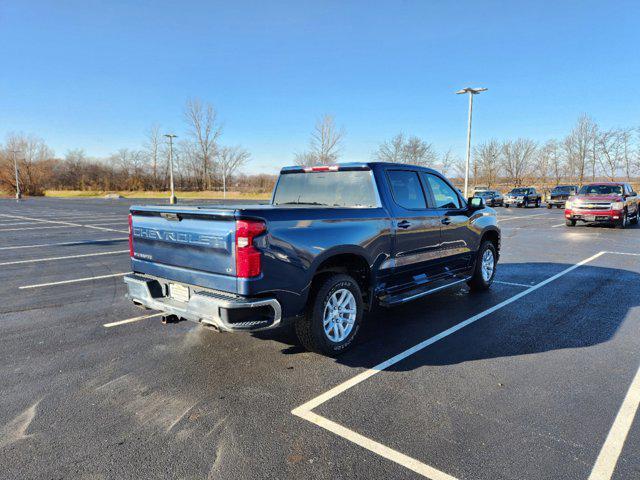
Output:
[[1, 0, 638, 173]]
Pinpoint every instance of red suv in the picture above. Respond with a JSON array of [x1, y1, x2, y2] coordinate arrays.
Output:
[[565, 182, 639, 228]]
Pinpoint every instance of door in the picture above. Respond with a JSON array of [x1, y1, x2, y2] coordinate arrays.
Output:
[[421, 173, 474, 273], [385, 170, 442, 290]]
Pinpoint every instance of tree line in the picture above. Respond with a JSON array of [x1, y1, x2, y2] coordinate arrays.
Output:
[[0, 98, 268, 196], [1, 107, 638, 196], [373, 115, 639, 189]]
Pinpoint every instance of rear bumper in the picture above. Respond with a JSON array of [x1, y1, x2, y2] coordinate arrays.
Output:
[[124, 274, 282, 331]]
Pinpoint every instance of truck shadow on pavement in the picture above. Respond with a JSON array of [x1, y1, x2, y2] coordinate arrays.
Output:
[[258, 262, 640, 371]]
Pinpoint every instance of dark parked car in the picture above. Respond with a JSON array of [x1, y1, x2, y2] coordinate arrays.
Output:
[[124, 162, 501, 355], [547, 185, 578, 209], [474, 190, 504, 207], [504, 187, 542, 208]]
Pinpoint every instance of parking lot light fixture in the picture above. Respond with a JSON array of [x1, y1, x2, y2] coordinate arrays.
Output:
[[164, 134, 178, 205], [456, 87, 487, 198], [9, 150, 22, 201]]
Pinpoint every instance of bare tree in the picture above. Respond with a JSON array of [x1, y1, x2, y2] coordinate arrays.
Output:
[[474, 140, 501, 188], [374, 133, 405, 163], [439, 148, 456, 177], [295, 115, 344, 166], [501, 138, 537, 187], [1, 133, 54, 195], [144, 124, 162, 190], [563, 114, 597, 184], [540, 139, 564, 186], [217, 146, 250, 198], [184, 98, 222, 189], [597, 128, 624, 181], [374, 133, 437, 166]]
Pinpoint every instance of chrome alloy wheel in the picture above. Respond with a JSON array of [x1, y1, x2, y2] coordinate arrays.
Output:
[[323, 289, 356, 342], [481, 248, 495, 282]]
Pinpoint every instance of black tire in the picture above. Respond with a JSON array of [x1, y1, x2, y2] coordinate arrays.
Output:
[[566, 219, 576, 227], [505, 204, 510, 208], [630, 209, 639, 225], [294, 273, 364, 356], [615, 211, 628, 229], [557, 205, 562, 209], [535, 199, 540, 208], [547, 204, 552, 209], [467, 241, 497, 291]]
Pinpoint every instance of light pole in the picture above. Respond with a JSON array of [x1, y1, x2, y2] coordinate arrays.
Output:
[[164, 134, 178, 205], [10, 150, 21, 201], [456, 87, 487, 198]]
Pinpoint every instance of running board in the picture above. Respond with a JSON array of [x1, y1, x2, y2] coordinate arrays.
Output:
[[378, 277, 471, 307]]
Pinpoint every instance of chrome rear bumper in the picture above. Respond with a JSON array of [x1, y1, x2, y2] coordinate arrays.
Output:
[[124, 274, 282, 331]]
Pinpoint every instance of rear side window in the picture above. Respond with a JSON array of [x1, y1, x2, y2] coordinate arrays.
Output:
[[424, 174, 461, 209], [387, 170, 426, 209], [273, 170, 378, 207]]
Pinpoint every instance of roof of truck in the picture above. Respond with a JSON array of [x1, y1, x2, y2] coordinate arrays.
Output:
[[280, 162, 440, 174]]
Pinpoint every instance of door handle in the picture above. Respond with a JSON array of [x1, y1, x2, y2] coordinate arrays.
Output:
[[441, 217, 451, 225], [397, 220, 412, 229]]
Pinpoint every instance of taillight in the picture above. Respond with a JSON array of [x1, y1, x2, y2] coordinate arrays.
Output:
[[128, 214, 134, 257], [236, 219, 266, 278]]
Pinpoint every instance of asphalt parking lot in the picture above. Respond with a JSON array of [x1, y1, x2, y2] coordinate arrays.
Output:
[[1, 198, 639, 480]]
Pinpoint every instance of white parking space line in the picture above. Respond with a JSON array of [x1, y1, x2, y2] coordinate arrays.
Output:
[[551, 223, 566, 227], [0, 250, 128, 266], [497, 213, 548, 222], [292, 250, 619, 478], [605, 251, 640, 256], [300, 411, 457, 480], [103, 313, 162, 328], [19, 272, 130, 289], [85, 222, 128, 226], [0, 238, 128, 250], [494, 280, 532, 288], [588, 364, 640, 480], [0, 225, 76, 231], [0, 213, 127, 233]]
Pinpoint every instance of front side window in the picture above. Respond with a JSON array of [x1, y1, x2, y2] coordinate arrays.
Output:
[[387, 170, 426, 209], [424, 174, 461, 209]]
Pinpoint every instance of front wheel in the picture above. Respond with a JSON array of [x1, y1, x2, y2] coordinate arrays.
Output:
[[468, 241, 497, 291], [535, 199, 540, 208], [547, 204, 552, 209], [295, 273, 364, 356], [630, 209, 639, 225], [615, 211, 628, 229], [505, 204, 510, 208]]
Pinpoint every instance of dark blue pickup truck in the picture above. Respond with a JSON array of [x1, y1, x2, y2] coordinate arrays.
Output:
[[125, 162, 500, 355]]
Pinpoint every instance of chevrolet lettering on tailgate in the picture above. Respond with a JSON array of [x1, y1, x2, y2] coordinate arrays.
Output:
[[132, 226, 227, 249]]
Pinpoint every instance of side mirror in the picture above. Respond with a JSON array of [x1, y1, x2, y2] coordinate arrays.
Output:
[[469, 197, 485, 210]]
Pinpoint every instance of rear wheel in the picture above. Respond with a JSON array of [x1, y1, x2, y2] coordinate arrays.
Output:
[[468, 241, 497, 291], [295, 273, 363, 356], [535, 199, 540, 208], [547, 203, 552, 209], [631, 209, 639, 225], [566, 219, 576, 227]]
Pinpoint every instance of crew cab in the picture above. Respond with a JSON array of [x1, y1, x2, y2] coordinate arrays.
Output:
[[547, 185, 578, 209], [565, 182, 639, 228], [504, 187, 541, 208], [124, 162, 501, 355]]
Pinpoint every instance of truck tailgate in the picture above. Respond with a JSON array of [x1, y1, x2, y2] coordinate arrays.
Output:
[[130, 206, 238, 292]]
